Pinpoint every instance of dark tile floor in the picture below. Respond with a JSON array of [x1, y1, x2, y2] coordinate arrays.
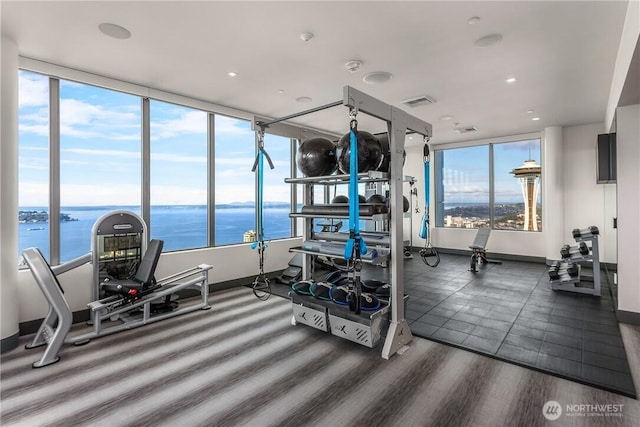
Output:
[[271, 252, 635, 398], [376, 252, 634, 398]]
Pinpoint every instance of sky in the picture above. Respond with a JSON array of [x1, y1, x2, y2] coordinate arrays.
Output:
[[18, 70, 292, 207], [441, 138, 541, 204], [19, 69, 541, 208]]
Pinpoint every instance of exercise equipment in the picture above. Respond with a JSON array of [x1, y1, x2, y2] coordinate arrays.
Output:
[[277, 86, 431, 358], [300, 203, 388, 216], [250, 127, 275, 300], [560, 242, 589, 258], [291, 280, 314, 296], [366, 194, 386, 204], [22, 235, 212, 368], [296, 137, 338, 177], [418, 141, 440, 267], [468, 227, 502, 272], [336, 129, 383, 174], [275, 253, 303, 285], [376, 133, 406, 173], [550, 225, 601, 296], [310, 281, 333, 301], [572, 226, 599, 239], [331, 195, 349, 204]]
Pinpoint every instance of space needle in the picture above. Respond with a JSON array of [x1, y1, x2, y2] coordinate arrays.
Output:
[[511, 159, 542, 231]]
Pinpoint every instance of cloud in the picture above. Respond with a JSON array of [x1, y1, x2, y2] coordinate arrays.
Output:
[[151, 153, 207, 163], [497, 139, 540, 151], [215, 115, 254, 137], [19, 72, 49, 107], [151, 110, 207, 139], [62, 147, 141, 159]]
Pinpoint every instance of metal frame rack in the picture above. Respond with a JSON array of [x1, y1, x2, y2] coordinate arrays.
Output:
[[550, 226, 601, 296], [255, 86, 432, 359]]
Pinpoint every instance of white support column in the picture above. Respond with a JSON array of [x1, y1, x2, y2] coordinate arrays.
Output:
[[1, 35, 20, 352], [616, 104, 640, 317], [542, 126, 564, 264]]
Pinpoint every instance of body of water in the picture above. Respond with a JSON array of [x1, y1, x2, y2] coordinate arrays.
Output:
[[19, 205, 293, 262]]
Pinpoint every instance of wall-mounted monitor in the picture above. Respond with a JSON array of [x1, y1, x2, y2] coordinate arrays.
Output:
[[597, 132, 616, 183]]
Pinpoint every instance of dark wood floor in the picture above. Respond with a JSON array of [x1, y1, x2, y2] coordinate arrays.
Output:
[[2, 287, 639, 426]]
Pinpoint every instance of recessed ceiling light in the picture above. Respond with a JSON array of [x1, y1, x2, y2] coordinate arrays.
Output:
[[440, 115, 454, 121], [296, 96, 312, 103], [474, 33, 503, 47], [228, 72, 238, 77], [505, 76, 517, 83], [527, 109, 534, 114], [362, 71, 393, 85], [300, 32, 314, 42], [468, 16, 481, 25], [98, 23, 131, 39], [532, 117, 541, 121], [277, 89, 285, 94]]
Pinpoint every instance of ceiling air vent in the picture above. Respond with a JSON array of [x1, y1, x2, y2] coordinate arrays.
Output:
[[402, 95, 436, 108], [453, 126, 479, 134]]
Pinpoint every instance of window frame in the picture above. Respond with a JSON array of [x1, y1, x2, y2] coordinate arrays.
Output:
[[434, 132, 542, 232], [17, 59, 317, 264]]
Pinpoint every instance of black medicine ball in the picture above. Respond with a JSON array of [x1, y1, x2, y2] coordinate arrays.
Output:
[[296, 137, 338, 177], [336, 130, 383, 174]]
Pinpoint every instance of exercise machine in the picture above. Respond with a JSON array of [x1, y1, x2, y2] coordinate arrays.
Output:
[[469, 227, 502, 272], [271, 86, 430, 359], [23, 211, 213, 368]]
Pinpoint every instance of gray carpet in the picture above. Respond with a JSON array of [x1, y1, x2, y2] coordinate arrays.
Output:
[[2, 287, 639, 426]]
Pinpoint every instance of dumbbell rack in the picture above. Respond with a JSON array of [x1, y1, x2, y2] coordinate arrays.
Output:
[[550, 226, 601, 296]]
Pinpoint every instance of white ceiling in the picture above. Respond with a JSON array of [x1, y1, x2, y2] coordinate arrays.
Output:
[[1, 1, 630, 145]]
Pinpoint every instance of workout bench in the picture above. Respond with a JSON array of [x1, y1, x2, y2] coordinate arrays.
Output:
[[469, 228, 502, 272]]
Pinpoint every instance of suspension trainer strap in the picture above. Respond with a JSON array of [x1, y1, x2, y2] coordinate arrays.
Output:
[[419, 143, 430, 240], [344, 113, 366, 314], [251, 128, 274, 300], [419, 139, 440, 267]]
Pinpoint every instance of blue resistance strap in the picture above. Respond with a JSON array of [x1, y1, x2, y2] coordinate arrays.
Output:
[[250, 130, 274, 300], [344, 127, 367, 260], [419, 144, 430, 240]]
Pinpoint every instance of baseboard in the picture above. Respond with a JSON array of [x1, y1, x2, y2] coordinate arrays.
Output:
[[617, 310, 640, 326], [1, 331, 20, 354], [17, 271, 284, 337], [428, 247, 545, 264]]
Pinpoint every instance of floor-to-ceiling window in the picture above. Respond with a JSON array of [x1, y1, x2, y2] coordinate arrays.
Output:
[[493, 139, 542, 231], [261, 133, 293, 240], [435, 145, 490, 228], [435, 137, 542, 231], [18, 70, 50, 260], [59, 80, 142, 262], [213, 115, 256, 246], [149, 100, 208, 251], [17, 65, 300, 264]]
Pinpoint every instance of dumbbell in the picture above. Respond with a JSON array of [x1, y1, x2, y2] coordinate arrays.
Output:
[[560, 242, 589, 258], [572, 226, 599, 239], [548, 262, 579, 280]]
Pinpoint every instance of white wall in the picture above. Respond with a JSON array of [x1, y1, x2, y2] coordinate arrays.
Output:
[[605, 0, 640, 130], [616, 104, 640, 314], [408, 123, 617, 262], [562, 123, 617, 264], [17, 238, 301, 323], [1, 35, 20, 345]]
